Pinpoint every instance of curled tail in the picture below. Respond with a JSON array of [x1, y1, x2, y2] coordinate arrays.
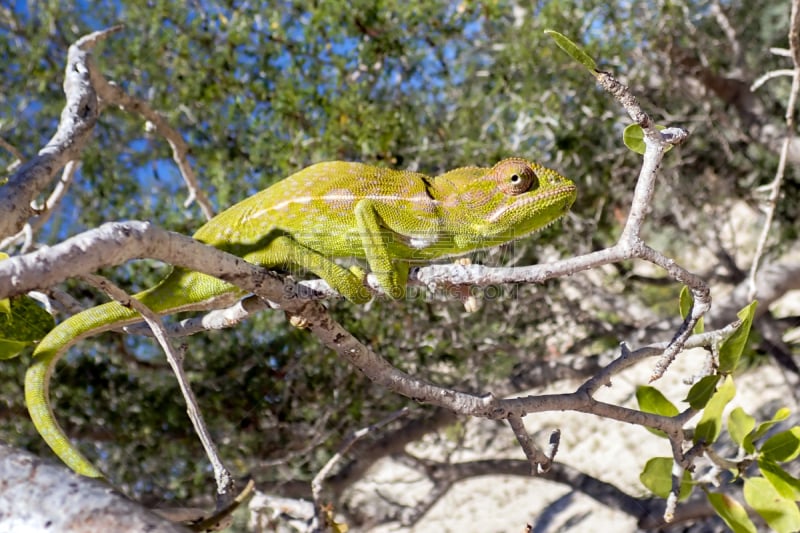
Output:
[[25, 268, 239, 478], [25, 301, 140, 478]]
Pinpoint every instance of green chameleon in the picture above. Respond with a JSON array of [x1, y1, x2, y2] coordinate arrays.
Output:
[[25, 158, 576, 478]]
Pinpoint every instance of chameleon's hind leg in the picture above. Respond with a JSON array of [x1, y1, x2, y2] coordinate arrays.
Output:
[[244, 236, 371, 304]]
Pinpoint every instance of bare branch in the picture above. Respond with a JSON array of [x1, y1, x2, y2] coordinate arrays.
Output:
[[0, 221, 739, 437], [311, 408, 409, 529], [0, 26, 122, 239], [80, 273, 236, 504], [747, 1, 800, 301], [88, 60, 215, 220], [0, 221, 284, 302], [0, 442, 190, 532]]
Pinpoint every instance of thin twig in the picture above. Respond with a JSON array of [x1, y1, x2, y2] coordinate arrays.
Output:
[[88, 55, 215, 220], [507, 414, 549, 473], [710, 0, 741, 66], [311, 408, 409, 530], [0, 136, 24, 166], [123, 295, 271, 338], [415, 77, 704, 381], [770, 47, 793, 57], [747, 0, 800, 301], [751, 68, 795, 91], [79, 273, 236, 504], [0, 160, 80, 252]]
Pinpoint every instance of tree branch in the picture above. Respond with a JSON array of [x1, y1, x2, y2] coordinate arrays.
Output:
[[0, 442, 190, 532], [80, 273, 236, 505], [0, 26, 122, 239], [0, 221, 740, 442], [88, 51, 215, 220]]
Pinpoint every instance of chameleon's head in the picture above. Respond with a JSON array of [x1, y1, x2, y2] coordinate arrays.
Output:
[[452, 158, 576, 241]]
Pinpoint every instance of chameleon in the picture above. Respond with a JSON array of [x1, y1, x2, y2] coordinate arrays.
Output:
[[25, 158, 577, 478]]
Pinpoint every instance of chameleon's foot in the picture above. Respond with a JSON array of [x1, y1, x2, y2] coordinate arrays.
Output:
[[335, 265, 372, 304], [348, 265, 367, 277], [368, 262, 409, 300]]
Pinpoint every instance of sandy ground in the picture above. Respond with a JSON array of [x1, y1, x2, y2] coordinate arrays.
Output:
[[352, 349, 797, 532]]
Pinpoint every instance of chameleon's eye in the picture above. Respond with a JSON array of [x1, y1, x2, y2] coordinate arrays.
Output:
[[496, 161, 537, 195]]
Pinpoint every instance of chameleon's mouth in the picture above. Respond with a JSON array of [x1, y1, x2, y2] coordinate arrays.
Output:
[[487, 184, 577, 223]]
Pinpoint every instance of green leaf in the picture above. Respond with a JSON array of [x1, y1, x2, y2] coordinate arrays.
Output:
[[684, 374, 721, 410], [622, 124, 674, 156], [694, 375, 736, 445], [636, 385, 679, 438], [639, 457, 693, 500], [0, 338, 28, 360], [707, 492, 757, 533], [761, 427, 800, 463], [759, 458, 800, 500], [745, 408, 792, 451], [623, 124, 647, 155], [637, 385, 680, 416], [729, 407, 756, 452], [679, 286, 690, 318], [0, 295, 55, 342], [0, 294, 55, 360], [544, 30, 598, 71], [678, 286, 704, 334], [743, 476, 800, 533], [719, 301, 757, 374]]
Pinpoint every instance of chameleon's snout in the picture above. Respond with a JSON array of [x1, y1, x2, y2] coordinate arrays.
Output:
[[562, 184, 578, 210], [546, 183, 577, 213]]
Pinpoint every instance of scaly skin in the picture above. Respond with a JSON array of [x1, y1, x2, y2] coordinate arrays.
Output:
[[25, 158, 576, 478]]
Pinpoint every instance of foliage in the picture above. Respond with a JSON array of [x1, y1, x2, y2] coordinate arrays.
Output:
[[639, 300, 800, 531], [1, 0, 799, 530], [0, 252, 55, 359]]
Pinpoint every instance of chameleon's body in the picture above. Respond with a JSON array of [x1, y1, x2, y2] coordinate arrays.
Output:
[[25, 158, 576, 478]]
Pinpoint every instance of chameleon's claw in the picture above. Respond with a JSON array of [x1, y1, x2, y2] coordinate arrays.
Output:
[[341, 265, 372, 303]]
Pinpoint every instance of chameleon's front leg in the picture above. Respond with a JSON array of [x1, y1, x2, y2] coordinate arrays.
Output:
[[353, 201, 410, 299]]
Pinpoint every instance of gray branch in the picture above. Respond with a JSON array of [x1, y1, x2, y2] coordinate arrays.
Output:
[[0, 26, 122, 239], [0, 442, 189, 532]]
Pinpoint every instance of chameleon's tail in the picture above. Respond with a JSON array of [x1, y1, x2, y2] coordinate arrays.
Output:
[[25, 300, 140, 478], [25, 268, 239, 478]]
